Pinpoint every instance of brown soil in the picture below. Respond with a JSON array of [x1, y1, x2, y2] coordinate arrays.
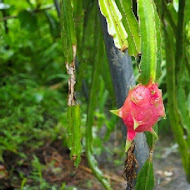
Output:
[[0, 139, 126, 190], [0, 137, 190, 190]]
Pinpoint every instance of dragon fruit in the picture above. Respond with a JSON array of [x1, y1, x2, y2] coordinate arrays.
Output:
[[111, 81, 165, 152]]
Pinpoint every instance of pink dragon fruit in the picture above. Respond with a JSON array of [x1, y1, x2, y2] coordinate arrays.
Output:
[[111, 82, 165, 152]]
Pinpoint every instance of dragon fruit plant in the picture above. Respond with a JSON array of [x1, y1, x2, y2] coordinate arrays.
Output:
[[111, 82, 165, 152], [98, 0, 166, 154]]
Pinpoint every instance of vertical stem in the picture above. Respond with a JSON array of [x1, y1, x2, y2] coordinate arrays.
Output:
[[85, 34, 112, 190], [164, 26, 189, 181], [53, 0, 61, 17], [175, 0, 185, 78], [157, 0, 190, 182]]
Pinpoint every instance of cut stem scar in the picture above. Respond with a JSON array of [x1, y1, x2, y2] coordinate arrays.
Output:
[[66, 45, 77, 106]]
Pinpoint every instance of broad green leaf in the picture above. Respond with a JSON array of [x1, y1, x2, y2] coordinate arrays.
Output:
[[99, 0, 128, 51], [138, 0, 161, 84], [60, 0, 77, 63], [18, 10, 38, 31], [115, 0, 141, 56], [135, 159, 154, 190], [67, 105, 82, 167]]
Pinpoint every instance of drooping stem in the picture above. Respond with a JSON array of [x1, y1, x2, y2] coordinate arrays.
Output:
[[85, 33, 112, 190]]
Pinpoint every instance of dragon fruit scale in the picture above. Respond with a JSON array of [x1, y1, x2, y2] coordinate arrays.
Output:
[[110, 81, 165, 152]]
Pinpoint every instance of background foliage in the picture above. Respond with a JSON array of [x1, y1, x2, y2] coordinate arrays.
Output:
[[0, 0, 117, 189], [0, 0, 190, 189]]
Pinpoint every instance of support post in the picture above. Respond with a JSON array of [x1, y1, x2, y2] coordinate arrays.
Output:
[[99, 10, 149, 190]]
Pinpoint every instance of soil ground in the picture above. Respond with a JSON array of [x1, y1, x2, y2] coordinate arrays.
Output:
[[154, 140, 190, 190], [0, 134, 190, 190]]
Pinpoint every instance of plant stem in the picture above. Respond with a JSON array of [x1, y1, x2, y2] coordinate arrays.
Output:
[[174, 0, 190, 182], [85, 25, 112, 190], [175, 0, 185, 79], [53, 0, 61, 17], [164, 25, 190, 181], [162, 2, 177, 32]]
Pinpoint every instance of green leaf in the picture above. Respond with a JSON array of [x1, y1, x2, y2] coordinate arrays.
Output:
[[99, 0, 128, 51], [145, 124, 158, 149], [60, 0, 77, 63], [115, 0, 141, 56], [137, 0, 161, 84], [18, 10, 38, 31], [135, 159, 154, 190], [185, 0, 190, 26], [46, 73, 69, 82], [67, 105, 82, 168], [44, 11, 59, 38]]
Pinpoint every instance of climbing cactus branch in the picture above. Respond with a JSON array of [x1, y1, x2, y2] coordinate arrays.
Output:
[[99, 0, 128, 51], [60, 0, 82, 167], [115, 0, 141, 56], [164, 25, 190, 181], [137, 0, 162, 84], [175, 0, 185, 77]]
